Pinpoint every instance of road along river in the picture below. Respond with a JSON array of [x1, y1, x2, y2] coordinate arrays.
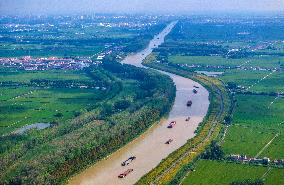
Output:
[[68, 22, 210, 185]]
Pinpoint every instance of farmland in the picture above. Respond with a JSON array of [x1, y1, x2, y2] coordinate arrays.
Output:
[[140, 16, 284, 184], [169, 55, 283, 69], [0, 68, 109, 135], [0, 15, 166, 57], [181, 160, 283, 185], [1, 13, 284, 184], [222, 94, 284, 159], [0, 16, 178, 184], [0, 59, 176, 184]]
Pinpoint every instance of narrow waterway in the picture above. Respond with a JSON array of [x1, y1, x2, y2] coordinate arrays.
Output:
[[68, 22, 210, 185]]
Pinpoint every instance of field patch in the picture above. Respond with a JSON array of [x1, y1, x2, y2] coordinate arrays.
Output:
[[232, 95, 284, 125], [181, 160, 269, 185], [222, 125, 278, 157]]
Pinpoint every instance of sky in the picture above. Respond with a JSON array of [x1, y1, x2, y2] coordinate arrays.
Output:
[[1, 0, 284, 15]]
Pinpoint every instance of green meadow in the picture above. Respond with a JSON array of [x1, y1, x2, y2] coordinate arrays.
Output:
[[169, 55, 283, 68], [181, 160, 284, 185], [222, 94, 284, 159]]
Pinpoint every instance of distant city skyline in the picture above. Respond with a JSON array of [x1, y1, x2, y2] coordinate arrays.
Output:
[[1, 0, 284, 15]]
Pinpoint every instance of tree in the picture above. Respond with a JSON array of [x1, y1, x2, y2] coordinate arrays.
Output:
[[54, 113, 63, 118], [224, 115, 232, 125], [114, 100, 130, 111], [201, 141, 224, 160]]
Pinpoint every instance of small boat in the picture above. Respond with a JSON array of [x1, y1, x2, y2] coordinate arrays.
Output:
[[187, 101, 192, 107], [165, 139, 173, 144], [167, 121, 176, 128], [118, 169, 133, 178], [121, 156, 136, 166]]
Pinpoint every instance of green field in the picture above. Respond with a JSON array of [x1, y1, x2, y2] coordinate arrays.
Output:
[[145, 18, 284, 185], [0, 69, 104, 135], [222, 94, 284, 159], [0, 60, 176, 184], [0, 18, 166, 58], [0, 24, 133, 57], [222, 125, 279, 157], [232, 94, 284, 126], [261, 134, 284, 159], [221, 70, 284, 93], [169, 55, 283, 69], [181, 160, 284, 185], [169, 55, 244, 67]]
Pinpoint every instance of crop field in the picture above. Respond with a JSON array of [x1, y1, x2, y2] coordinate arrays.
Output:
[[0, 44, 104, 58], [169, 55, 244, 67], [222, 125, 280, 157], [221, 70, 284, 93], [0, 16, 166, 58], [0, 69, 91, 82], [0, 69, 105, 135], [0, 59, 176, 184], [181, 160, 284, 185], [261, 134, 284, 159], [167, 19, 284, 42], [169, 55, 283, 69], [0, 88, 104, 135], [0, 23, 133, 57], [222, 94, 284, 158], [232, 94, 284, 126], [142, 18, 284, 184], [265, 168, 284, 185]]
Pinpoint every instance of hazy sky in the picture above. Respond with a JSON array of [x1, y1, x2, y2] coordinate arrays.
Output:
[[1, 0, 284, 15]]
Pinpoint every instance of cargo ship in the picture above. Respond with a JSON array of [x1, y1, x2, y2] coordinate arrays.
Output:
[[118, 169, 133, 178], [167, 121, 176, 128]]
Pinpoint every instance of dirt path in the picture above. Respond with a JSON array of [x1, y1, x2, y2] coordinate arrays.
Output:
[[68, 22, 210, 185], [255, 133, 280, 158]]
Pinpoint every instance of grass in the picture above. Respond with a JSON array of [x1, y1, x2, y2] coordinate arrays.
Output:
[[169, 55, 244, 67], [0, 69, 91, 82], [260, 134, 284, 159], [168, 55, 284, 69], [265, 168, 284, 185], [0, 60, 176, 184], [145, 53, 284, 184], [137, 57, 231, 185], [232, 94, 284, 126], [181, 160, 284, 185], [152, 19, 284, 184], [222, 94, 284, 159], [221, 70, 284, 93], [0, 70, 105, 136], [222, 125, 278, 157]]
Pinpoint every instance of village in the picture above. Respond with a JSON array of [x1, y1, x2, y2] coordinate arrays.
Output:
[[0, 56, 94, 70], [0, 48, 117, 71], [229, 154, 284, 166]]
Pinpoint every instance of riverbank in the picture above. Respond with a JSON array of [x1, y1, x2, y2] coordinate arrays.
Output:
[[68, 22, 210, 185]]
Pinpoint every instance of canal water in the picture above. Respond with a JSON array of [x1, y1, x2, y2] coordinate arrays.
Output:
[[68, 22, 210, 185]]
